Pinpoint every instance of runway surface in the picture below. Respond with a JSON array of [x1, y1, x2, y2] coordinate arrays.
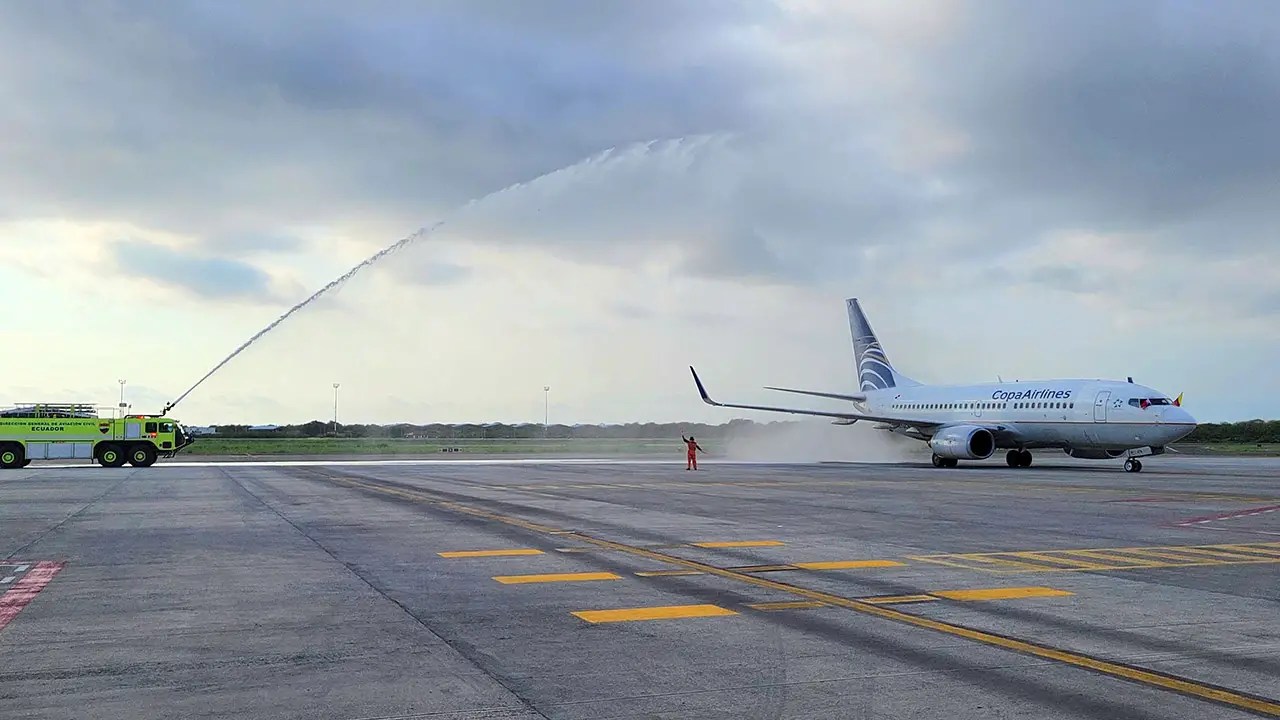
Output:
[[1, 455, 1278, 719]]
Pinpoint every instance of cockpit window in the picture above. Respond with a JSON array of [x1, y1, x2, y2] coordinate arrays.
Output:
[[1128, 398, 1171, 408]]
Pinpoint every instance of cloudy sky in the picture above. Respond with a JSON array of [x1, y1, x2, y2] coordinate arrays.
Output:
[[2, 1, 1277, 425]]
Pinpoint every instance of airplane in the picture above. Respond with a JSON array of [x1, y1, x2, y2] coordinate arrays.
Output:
[[690, 299, 1197, 472]]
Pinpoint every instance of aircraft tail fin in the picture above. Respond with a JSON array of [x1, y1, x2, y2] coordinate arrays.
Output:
[[846, 298, 919, 391]]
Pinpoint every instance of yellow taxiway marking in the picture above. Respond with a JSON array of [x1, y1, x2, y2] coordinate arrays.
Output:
[[572, 604, 738, 624], [931, 586, 1074, 602], [493, 572, 621, 585], [747, 600, 828, 611], [313, 471, 1280, 717], [861, 594, 938, 605], [438, 548, 545, 558], [793, 560, 905, 571], [1158, 546, 1280, 562], [910, 541, 1280, 574], [633, 569, 704, 577], [691, 540, 785, 548], [1218, 544, 1280, 558], [1011, 552, 1113, 570], [730, 564, 796, 573]]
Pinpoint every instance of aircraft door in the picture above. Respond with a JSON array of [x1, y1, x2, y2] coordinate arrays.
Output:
[[1093, 391, 1110, 423]]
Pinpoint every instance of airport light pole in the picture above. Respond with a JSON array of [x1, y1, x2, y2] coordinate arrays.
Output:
[[118, 379, 127, 408], [333, 383, 340, 437], [543, 386, 550, 439]]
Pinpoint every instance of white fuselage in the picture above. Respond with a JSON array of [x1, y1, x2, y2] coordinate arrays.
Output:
[[863, 379, 1196, 451]]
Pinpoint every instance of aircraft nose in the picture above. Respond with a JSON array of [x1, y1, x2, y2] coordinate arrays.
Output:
[[1162, 406, 1197, 441]]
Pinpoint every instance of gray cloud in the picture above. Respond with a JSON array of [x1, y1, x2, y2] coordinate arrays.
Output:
[[928, 1, 1280, 253], [0, 1, 771, 238], [112, 241, 276, 300], [3, 1, 1279, 318]]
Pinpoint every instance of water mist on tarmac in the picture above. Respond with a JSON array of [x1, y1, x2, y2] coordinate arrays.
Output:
[[164, 134, 724, 413], [720, 420, 923, 463]]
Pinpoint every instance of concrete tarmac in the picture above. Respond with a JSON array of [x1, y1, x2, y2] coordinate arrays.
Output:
[[1, 455, 1277, 719]]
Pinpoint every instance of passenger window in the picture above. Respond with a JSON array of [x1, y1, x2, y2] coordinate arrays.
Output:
[[160, 422, 174, 433], [145, 422, 158, 434]]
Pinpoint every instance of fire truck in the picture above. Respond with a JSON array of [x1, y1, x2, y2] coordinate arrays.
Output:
[[0, 403, 195, 469]]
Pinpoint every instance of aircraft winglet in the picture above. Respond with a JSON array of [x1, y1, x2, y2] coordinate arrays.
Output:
[[690, 366, 720, 406]]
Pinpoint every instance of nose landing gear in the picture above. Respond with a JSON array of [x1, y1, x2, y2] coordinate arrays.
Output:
[[1123, 458, 1144, 473]]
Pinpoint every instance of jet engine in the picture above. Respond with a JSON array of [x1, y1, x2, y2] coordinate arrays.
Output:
[[1063, 448, 1125, 460], [929, 425, 996, 460]]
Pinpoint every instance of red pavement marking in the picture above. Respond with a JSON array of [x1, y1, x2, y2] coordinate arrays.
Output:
[[0, 561, 66, 634], [1174, 504, 1280, 527]]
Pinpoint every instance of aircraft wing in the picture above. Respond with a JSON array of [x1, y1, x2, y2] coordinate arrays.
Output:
[[763, 386, 867, 403], [691, 367, 938, 427]]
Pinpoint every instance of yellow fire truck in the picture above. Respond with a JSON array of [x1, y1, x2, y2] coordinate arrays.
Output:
[[0, 403, 195, 469]]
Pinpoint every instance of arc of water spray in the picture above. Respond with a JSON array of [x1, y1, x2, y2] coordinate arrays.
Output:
[[161, 134, 725, 416], [161, 221, 442, 414]]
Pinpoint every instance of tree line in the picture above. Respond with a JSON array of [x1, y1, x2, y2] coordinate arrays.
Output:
[[1181, 420, 1280, 444], [206, 418, 782, 439], [203, 419, 1279, 444]]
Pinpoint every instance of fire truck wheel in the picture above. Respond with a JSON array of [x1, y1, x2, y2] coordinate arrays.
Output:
[[129, 445, 158, 468], [97, 444, 127, 468], [0, 444, 24, 469]]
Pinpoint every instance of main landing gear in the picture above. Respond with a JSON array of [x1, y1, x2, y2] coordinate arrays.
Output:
[[1123, 458, 1144, 473], [931, 454, 959, 468], [1005, 450, 1033, 468]]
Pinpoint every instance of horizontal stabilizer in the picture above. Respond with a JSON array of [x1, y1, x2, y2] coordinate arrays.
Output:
[[764, 386, 867, 403]]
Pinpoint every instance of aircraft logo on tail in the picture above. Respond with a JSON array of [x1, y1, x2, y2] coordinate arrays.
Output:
[[847, 298, 896, 391]]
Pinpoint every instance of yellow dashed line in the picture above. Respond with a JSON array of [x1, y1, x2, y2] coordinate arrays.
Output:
[[315, 472, 1280, 717], [959, 554, 1057, 571], [492, 572, 621, 585], [692, 540, 785, 548], [438, 548, 545, 558], [910, 542, 1280, 574], [572, 604, 738, 624], [1012, 552, 1112, 570], [793, 560, 905, 570], [1218, 544, 1280, 558], [1052, 549, 1165, 567], [1158, 547, 1280, 562], [931, 586, 1074, 602]]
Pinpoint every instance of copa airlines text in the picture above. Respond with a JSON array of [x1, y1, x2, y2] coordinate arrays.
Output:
[[691, 298, 1197, 472]]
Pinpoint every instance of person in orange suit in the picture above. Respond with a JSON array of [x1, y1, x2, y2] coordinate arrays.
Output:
[[681, 435, 704, 471]]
